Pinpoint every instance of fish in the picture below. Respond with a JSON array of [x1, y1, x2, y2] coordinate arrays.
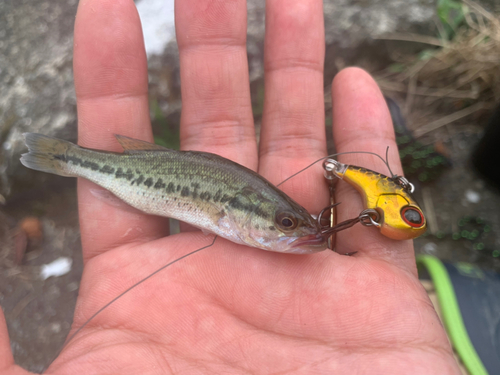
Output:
[[20, 133, 328, 254], [323, 158, 426, 240]]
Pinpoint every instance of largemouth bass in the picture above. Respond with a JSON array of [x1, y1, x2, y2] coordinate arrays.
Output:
[[21, 133, 327, 254]]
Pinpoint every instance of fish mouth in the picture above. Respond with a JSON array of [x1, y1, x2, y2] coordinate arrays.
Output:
[[292, 234, 328, 250]]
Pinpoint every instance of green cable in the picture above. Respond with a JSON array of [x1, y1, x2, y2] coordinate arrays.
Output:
[[416, 255, 488, 375]]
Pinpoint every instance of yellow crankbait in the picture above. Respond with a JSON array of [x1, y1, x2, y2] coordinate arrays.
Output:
[[323, 158, 426, 240]]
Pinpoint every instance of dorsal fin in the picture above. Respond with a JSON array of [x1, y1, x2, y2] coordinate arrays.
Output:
[[114, 134, 170, 153]]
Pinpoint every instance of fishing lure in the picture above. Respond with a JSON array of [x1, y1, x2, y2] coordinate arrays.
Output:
[[321, 158, 426, 240]]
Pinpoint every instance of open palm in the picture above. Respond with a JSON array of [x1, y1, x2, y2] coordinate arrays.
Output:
[[0, 0, 460, 374]]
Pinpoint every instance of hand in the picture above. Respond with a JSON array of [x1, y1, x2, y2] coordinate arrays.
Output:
[[1, 0, 460, 373]]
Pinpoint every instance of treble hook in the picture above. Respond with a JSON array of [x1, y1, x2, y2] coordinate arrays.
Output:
[[318, 208, 381, 255], [392, 175, 415, 194], [319, 164, 339, 250], [317, 203, 340, 229], [319, 209, 380, 234]]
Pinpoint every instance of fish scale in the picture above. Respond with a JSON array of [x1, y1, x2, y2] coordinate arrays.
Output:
[[53, 146, 264, 235]]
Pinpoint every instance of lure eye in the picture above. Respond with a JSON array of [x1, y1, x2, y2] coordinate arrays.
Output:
[[275, 211, 298, 231], [401, 206, 424, 228]]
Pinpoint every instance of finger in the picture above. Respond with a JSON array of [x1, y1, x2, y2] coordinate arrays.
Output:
[[0, 309, 16, 373], [258, 0, 328, 214], [331, 68, 416, 271], [74, 0, 169, 261], [176, 0, 257, 168]]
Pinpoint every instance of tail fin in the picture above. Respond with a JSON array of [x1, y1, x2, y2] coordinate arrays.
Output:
[[20, 133, 77, 177]]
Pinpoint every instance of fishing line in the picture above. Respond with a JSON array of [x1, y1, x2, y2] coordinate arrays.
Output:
[[276, 149, 395, 188], [45, 235, 218, 372], [384, 146, 395, 178]]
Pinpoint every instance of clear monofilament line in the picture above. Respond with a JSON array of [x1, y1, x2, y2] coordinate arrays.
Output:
[[276, 149, 394, 188], [43, 235, 218, 373]]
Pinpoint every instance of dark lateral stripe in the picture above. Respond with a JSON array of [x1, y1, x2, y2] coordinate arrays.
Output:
[[220, 194, 231, 203], [53, 155, 261, 214], [56, 154, 101, 172], [213, 190, 222, 202], [199, 191, 211, 201], [81, 160, 100, 171], [100, 165, 115, 174], [132, 175, 144, 186], [115, 167, 134, 180], [191, 182, 200, 199], [181, 187, 190, 197], [154, 178, 166, 189]]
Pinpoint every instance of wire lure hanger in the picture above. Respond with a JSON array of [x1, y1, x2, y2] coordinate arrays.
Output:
[[322, 171, 337, 250], [320, 157, 427, 241]]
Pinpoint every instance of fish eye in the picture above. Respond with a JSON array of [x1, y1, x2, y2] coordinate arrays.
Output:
[[401, 206, 424, 228], [275, 211, 299, 231]]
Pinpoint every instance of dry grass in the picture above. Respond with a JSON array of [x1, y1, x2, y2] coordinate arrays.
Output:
[[375, 0, 499, 139]]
